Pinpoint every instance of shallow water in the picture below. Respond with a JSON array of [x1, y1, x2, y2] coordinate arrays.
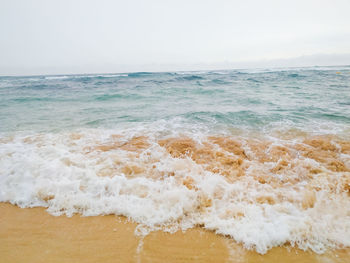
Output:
[[0, 67, 350, 254]]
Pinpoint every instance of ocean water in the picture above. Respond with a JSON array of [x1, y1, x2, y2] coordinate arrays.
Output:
[[1, 66, 350, 254]]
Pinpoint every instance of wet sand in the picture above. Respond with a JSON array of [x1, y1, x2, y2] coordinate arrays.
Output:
[[1, 203, 349, 263]]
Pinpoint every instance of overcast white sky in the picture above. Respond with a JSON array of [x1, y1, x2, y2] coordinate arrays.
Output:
[[1, 0, 350, 75]]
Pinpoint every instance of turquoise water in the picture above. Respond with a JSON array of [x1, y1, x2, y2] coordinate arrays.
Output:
[[1, 66, 350, 254], [1, 66, 350, 134]]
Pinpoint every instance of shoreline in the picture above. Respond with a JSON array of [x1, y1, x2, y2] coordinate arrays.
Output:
[[1, 203, 349, 263]]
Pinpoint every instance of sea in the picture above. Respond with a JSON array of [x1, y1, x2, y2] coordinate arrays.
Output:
[[1, 66, 350, 254]]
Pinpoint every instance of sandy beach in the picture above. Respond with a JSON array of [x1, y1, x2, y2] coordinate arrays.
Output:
[[1, 203, 349, 263], [1, 1, 350, 261]]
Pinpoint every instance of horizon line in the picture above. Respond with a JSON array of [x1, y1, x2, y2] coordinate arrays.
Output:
[[1, 64, 350, 78]]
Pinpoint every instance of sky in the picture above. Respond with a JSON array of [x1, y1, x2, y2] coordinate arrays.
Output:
[[1, 0, 350, 75]]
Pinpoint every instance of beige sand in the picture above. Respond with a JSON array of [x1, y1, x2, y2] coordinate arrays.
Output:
[[1, 203, 349, 263]]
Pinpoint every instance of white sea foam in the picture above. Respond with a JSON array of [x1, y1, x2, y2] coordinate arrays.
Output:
[[0, 128, 350, 254], [44, 74, 128, 80], [45, 76, 70, 80]]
